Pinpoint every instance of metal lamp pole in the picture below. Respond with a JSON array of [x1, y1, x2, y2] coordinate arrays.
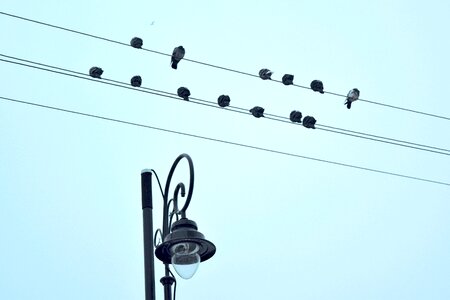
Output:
[[141, 153, 216, 300]]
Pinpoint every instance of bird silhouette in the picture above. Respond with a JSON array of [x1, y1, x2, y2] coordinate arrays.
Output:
[[130, 37, 143, 49], [177, 87, 190, 100], [171, 46, 185, 69], [259, 69, 273, 80], [289, 110, 302, 123], [302, 116, 316, 129], [250, 106, 265, 118], [218, 95, 231, 107], [345, 88, 360, 109], [89, 67, 103, 79], [310, 80, 324, 94], [282, 74, 294, 85]]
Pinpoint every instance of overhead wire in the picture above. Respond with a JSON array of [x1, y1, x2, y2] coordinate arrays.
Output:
[[1, 54, 449, 157], [1, 95, 449, 187], [315, 123, 450, 153], [1, 11, 449, 121], [0, 54, 253, 118]]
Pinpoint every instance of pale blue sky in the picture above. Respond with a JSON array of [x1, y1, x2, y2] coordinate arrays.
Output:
[[1, 1, 449, 299]]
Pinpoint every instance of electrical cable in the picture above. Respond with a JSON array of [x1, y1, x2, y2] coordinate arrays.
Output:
[[1, 54, 449, 156], [315, 123, 450, 153], [1, 95, 449, 187], [0, 54, 251, 116], [0, 54, 450, 156], [1, 11, 449, 121], [261, 115, 450, 155]]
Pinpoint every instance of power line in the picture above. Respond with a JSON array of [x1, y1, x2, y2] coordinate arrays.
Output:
[[1, 95, 448, 187], [316, 124, 450, 153], [1, 54, 449, 157], [2, 55, 449, 157], [0, 55, 252, 115], [1, 10, 449, 121]]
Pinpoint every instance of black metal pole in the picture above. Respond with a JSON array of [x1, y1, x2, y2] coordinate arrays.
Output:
[[141, 170, 156, 300], [161, 265, 175, 300]]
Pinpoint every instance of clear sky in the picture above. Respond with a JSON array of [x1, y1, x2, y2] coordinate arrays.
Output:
[[1, 1, 449, 299]]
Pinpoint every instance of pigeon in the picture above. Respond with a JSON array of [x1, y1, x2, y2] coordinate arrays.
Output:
[[250, 106, 265, 118], [302, 116, 316, 129], [282, 74, 294, 85], [130, 37, 143, 49], [289, 110, 302, 123], [130, 75, 142, 87], [310, 80, 324, 94], [177, 87, 190, 100], [217, 95, 231, 107], [171, 46, 185, 69], [345, 88, 360, 109], [89, 67, 103, 79], [259, 69, 273, 80]]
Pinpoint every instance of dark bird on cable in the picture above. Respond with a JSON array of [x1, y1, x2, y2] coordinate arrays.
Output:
[[171, 46, 185, 69], [302, 116, 316, 129], [177, 87, 190, 100], [259, 68, 273, 80], [310, 80, 324, 94], [130, 37, 143, 49], [217, 95, 231, 107], [89, 67, 103, 79], [290, 110, 302, 123], [345, 88, 360, 109], [282, 74, 294, 85], [130, 75, 142, 87], [250, 106, 265, 118]]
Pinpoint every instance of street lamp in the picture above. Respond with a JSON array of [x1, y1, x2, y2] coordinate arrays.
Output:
[[141, 153, 216, 300]]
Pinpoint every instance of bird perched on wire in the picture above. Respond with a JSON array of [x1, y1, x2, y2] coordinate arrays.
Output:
[[89, 67, 103, 79], [130, 75, 142, 87], [282, 74, 294, 85], [171, 46, 185, 69], [177, 87, 190, 100], [302, 116, 316, 129], [250, 106, 265, 118], [289, 110, 302, 123], [345, 88, 360, 109], [310, 80, 324, 94], [259, 69, 273, 80], [130, 37, 143, 49], [217, 95, 231, 107]]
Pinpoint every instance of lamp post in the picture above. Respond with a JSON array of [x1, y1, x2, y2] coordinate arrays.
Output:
[[141, 153, 216, 300]]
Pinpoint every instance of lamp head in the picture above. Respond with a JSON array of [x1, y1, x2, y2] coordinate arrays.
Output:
[[155, 218, 216, 279]]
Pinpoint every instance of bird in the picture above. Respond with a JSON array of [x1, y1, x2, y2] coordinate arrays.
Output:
[[310, 80, 324, 94], [289, 110, 302, 123], [177, 87, 190, 100], [345, 88, 360, 109], [259, 68, 273, 80], [250, 106, 265, 118], [282, 74, 294, 85], [89, 67, 103, 79], [130, 75, 142, 87], [171, 46, 185, 69], [302, 116, 316, 129], [130, 37, 143, 49], [217, 95, 231, 107]]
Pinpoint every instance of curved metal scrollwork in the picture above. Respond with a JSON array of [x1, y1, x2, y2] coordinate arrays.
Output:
[[153, 228, 163, 247], [162, 153, 195, 237], [151, 154, 195, 245]]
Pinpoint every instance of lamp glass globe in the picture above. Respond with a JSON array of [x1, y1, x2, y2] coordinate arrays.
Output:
[[170, 242, 200, 279]]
